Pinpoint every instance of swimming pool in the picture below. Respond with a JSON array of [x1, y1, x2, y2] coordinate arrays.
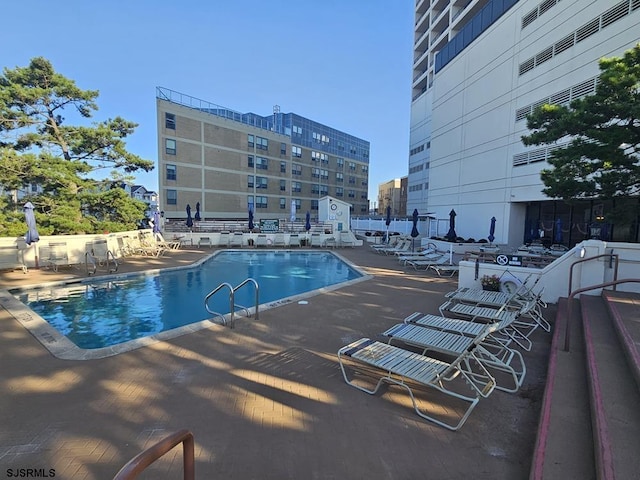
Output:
[[8, 251, 368, 358]]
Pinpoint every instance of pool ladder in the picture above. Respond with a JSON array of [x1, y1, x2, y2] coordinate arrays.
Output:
[[204, 278, 259, 328]]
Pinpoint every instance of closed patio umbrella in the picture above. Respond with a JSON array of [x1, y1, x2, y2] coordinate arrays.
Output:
[[186, 204, 193, 228], [446, 209, 457, 242], [385, 205, 391, 244], [290, 200, 296, 223], [194, 202, 201, 222], [410, 209, 419, 251], [152, 210, 161, 234], [488, 216, 496, 244], [248, 207, 255, 231], [24, 202, 40, 246], [305, 211, 311, 232]]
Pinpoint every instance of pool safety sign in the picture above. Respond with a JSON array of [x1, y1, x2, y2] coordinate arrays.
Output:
[[496, 254, 523, 266], [260, 219, 280, 232]]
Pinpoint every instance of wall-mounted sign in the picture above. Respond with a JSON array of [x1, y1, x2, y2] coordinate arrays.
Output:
[[260, 219, 280, 232]]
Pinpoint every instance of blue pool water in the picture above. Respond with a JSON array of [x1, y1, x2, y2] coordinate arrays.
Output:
[[16, 251, 363, 349]]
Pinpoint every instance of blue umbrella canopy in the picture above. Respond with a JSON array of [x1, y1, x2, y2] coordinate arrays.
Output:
[[305, 211, 311, 232], [385, 205, 391, 226], [194, 202, 201, 221], [23, 202, 40, 246], [186, 204, 193, 228], [290, 200, 296, 222], [248, 207, 255, 231], [446, 209, 457, 241], [488, 216, 496, 243]]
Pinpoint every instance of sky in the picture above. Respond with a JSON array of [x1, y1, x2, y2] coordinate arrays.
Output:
[[3, 0, 414, 203]]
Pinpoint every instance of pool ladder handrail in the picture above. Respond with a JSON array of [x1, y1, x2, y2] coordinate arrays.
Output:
[[85, 249, 118, 276], [204, 278, 259, 328]]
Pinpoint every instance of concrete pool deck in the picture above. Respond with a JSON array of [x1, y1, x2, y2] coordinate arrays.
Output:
[[0, 246, 553, 479]]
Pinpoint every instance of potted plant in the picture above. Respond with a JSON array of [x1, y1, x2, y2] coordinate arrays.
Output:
[[481, 274, 501, 291]]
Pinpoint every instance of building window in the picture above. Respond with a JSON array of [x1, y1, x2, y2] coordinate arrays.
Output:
[[256, 176, 268, 189], [166, 164, 176, 181], [336, 172, 343, 182], [280, 179, 286, 191], [165, 139, 176, 155], [248, 175, 254, 188], [292, 146, 302, 158], [311, 168, 320, 178], [312, 184, 320, 195], [165, 113, 176, 130], [362, 165, 368, 173], [321, 169, 329, 180], [248, 155, 254, 167], [320, 185, 328, 195], [256, 136, 268, 150], [293, 125, 302, 135], [280, 161, 286, 173], [348, 176, 356, 185], [336, 157, 344, 169], [256, 196, 267, 208], [166, 189, 177, 205], [248, 134, 254, 148], [280, 198, 287, 209], [348, 190, 355, 198], [280, 143, 287, 155], [256, 156, 268, 170], [292, 163, 302, 176], [349, 162, 356, 171], [311, 199, 319, 210], [292, 181, 302, 193], [336, 187, 344, 197]]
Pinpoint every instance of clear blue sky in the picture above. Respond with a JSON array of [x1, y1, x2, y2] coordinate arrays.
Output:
[[4, 0, 414, 202]]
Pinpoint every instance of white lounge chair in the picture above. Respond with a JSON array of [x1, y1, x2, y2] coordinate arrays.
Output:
[[230, 232, 244, 248], [46, 242, 71, 272], [198, 237, 212, 249], [0, 244, 27, 274], [338, 331, 496, 430], [256, 234, 268, 248], [289, 234, 301, 247], [310, 233, 323, 248], [406, 254, 451, 270], [429, 263, 459, 277], [154, 232, 181, 250], [273, 233, 286, 247], [383, 322, 525, 393]]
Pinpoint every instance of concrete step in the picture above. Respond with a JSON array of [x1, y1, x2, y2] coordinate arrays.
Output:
[[581, 294, 640, 480], [531, 291, 640, 480], [530, 297, 594, 480]]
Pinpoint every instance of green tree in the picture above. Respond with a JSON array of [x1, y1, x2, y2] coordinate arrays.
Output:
[[522, 44, 640, 223], [0, 57, 153, 235]]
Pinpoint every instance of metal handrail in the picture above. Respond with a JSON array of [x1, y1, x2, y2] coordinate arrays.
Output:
[[564, 278, 640, 352], [230, 278, 260, 328], [112, 429, 195, 480], [204, 278, 260, 329], [204, 282, 233, 326], [568, 252, 618, 297]]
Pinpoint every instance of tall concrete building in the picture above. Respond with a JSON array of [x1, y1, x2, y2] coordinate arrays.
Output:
[[408, 0, 640, 245], [156, 88, 370, 221]]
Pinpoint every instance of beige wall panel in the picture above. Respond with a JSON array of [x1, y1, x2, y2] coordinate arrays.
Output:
[[205, 170, 245, 191], [176, 141, 202, 165], [176, 116, 202, 142], [205, 192, 244, 212], [204, 146, 244, 170], [204, 123, 243, 149]]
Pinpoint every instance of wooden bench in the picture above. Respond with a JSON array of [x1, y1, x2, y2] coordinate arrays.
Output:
[[0, 245, 27, 273]]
